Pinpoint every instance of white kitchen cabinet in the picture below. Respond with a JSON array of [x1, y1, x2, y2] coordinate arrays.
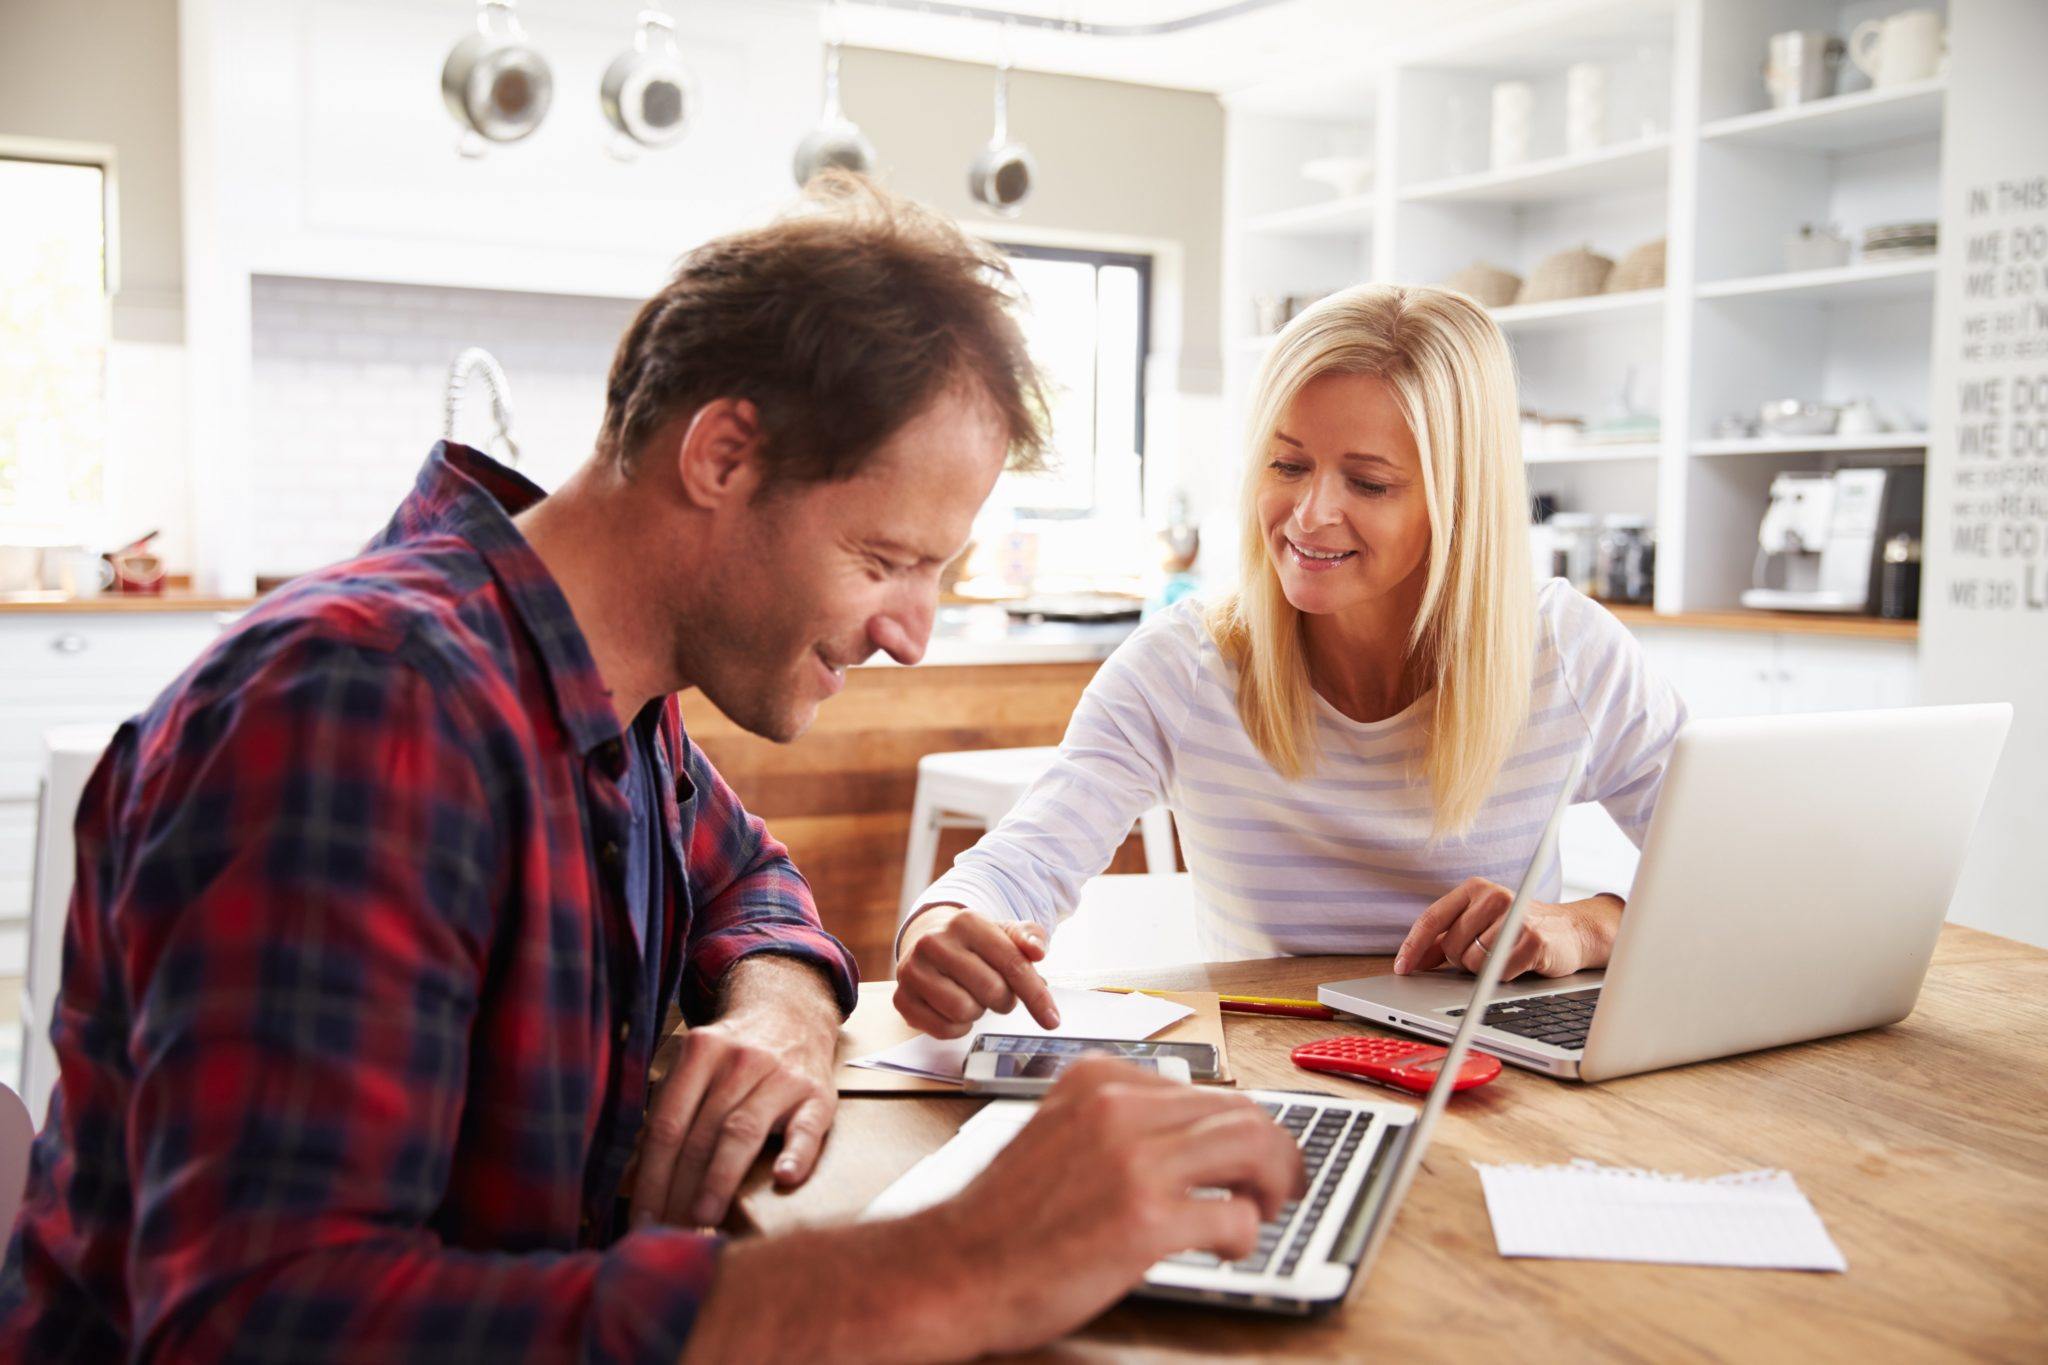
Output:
[[1637, 629, 1781, 718], [1631, 627, 1916, 719], [1774, 635, 1919, 714], [2, 615, 227, 796], [0, 611, 228, 934]]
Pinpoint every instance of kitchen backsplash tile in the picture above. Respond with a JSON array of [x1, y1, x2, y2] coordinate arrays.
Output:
[[248, 277, 639, 578]]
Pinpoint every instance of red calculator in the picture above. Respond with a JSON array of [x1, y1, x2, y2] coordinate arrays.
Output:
[[1289, 1035, 1501, 1095]]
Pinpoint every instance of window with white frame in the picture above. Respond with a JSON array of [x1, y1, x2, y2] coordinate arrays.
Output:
[[0, 154, 110, 535], [994, 242, 1151, 520]]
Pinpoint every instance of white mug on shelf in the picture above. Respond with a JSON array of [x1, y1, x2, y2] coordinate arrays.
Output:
[[1490, 80, 1534, 169], [1837, 399, 1892, 437], [1565, 62, 1606, 155], [1850, 9, 1944, 88]]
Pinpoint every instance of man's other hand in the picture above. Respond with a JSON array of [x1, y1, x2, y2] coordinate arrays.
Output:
[[629, 958, 840, 1229]]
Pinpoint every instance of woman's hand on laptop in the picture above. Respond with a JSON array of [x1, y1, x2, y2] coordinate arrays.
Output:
[[1393, 877, 1625, 979], [895, 903, 1061, 1037]]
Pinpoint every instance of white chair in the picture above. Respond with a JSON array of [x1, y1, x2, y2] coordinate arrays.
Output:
[[0, 1079, 32, 1234], [23, 725, 116, 1128], [899, 746, 1176, 920]]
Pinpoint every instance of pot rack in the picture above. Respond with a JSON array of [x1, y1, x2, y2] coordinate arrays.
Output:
[[840, 0, 1297, 39]]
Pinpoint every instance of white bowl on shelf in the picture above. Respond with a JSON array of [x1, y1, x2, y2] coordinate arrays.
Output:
[[1301, 155, 1375, 198]]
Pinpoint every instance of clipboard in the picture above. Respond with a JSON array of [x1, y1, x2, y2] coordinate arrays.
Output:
[[834, 981, 1233, 1094]]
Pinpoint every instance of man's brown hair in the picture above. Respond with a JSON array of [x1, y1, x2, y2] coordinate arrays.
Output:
[[598, 172, 1048, 484]]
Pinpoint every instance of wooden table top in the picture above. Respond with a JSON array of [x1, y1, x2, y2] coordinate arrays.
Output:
[[734, 924, 2048, 1361]]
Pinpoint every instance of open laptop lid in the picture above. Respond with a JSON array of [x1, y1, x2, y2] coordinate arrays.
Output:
[[1332, 745, 1589, 1275]]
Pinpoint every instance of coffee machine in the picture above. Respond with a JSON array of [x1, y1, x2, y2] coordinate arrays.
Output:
[[1740, 467, 1923, 614]]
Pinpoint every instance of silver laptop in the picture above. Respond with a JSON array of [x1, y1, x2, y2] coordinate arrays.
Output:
[[867, 749, 1588, 1316], [1320, 704, 2013, 1084]]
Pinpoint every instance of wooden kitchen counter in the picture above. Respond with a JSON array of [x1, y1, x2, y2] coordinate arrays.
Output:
[[1602, 603, 1919, 641], [0, 590, 257, 615]]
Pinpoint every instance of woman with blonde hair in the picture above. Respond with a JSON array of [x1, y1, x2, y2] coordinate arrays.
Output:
[[893, 284, 1686, 1038]]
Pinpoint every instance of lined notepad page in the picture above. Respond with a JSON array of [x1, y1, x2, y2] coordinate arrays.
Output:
[[1475, 1160, 1847, 1272]]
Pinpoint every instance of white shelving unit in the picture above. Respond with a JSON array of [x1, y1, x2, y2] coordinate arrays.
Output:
[[1220, 0, 1949, 628], [1698, 76, 1945, 152], [1243, 194, 1377, 237], [1398, 135, 1671, 205], [1695, 257, 1936, 303], [1527, 441, 1664, 464], [1693, 431, 1931, 457], [1489, 287, 1664, 332]]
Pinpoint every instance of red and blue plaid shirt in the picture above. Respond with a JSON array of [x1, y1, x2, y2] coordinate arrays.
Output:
[[1, 443, 859, 1362]]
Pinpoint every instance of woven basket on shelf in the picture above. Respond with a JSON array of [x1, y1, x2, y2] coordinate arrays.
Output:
[[1442, 262, 1523, 309], [1606, 237, 1666, 294], [1517, 245, 1613, 304]]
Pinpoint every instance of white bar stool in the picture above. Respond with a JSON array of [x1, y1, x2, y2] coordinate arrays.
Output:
[[899, 745, 1176, 920], [23, 724, 116, 1127]]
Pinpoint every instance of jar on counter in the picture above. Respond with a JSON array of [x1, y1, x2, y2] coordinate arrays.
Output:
[[1595, 514, 1654, 604], [1545, 512, 1599, 593]]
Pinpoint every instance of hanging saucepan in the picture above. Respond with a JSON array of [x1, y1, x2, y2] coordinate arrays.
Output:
[[792, 35, 877, 186], [441, 0, 553, 152], [968, 46, 1033, 216], [601, 7, 695, 153]]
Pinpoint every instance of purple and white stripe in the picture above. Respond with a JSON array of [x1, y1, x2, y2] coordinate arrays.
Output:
[[915, 579, 1687, 961]]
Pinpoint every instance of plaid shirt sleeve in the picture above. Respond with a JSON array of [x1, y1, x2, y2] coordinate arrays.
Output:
[[675, 732, 860, 1023], [106, 635, 720, 1364]]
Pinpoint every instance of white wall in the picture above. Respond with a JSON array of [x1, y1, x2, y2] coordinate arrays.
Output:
[[838, 46, 1226, 532], [1921, 0, 2048, 947], [247, 279, 638, 576], [0, 0, 192, 566], [838, 46, 1226, 398], [0, 0, 184, 325]]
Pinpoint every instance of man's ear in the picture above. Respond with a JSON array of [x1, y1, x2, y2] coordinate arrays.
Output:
[[671, 398, 765, 510]]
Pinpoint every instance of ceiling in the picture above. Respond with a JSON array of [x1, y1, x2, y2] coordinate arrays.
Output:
[[827, 0, 1523, 96]]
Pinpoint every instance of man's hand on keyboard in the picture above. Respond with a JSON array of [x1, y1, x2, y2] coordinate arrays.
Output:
[[682, 1059, 1305, 1363], [920, 1058, 1305, 1357]]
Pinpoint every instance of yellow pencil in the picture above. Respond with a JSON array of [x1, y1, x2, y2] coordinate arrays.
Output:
[[1101, 987, 1337, 1019]]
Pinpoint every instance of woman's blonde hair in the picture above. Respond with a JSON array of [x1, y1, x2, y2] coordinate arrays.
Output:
[[1206, 283, 1534, 835]]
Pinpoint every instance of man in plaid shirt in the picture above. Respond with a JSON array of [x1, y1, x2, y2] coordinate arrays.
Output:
[[1, 178, 1301, 1363]]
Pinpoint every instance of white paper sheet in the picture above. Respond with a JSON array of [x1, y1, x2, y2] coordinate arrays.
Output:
[[1474, 1159, 1847, 1272], [847, 987, 1194, 1083], [862, 1101, 1036, 1221]]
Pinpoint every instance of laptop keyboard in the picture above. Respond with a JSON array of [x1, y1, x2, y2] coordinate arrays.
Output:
[[1163, 1100, 1371, 1278], [1446, 986, 1601, 1049]]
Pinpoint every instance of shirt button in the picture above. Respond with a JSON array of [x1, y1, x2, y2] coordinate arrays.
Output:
[[617, 1019, 632, 1043], [600, 841, 623, 870]]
